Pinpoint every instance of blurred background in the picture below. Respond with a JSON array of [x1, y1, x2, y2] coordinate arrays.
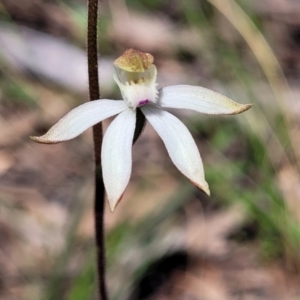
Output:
[[1, 0, 300, 299]]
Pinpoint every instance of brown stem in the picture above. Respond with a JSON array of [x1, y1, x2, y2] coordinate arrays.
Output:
[[87, 0, 107, 299]]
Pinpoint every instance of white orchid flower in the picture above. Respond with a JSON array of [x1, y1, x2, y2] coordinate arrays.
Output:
[[31, 49, 252, 212]]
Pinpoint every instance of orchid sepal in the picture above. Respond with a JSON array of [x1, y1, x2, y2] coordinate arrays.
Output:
[[141, 106, 210, 196], [158, 85, 252, 115], [101, 108, 136, 212], [30, 100, 127, 144]]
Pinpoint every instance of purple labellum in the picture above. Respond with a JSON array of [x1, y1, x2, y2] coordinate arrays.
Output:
[[138, 99, 149, 106]]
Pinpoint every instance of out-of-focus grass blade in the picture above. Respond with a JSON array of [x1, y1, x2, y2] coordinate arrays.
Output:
[[206, 0, 298, 166], [67, 248, 96, 300], [43, 182, 92, 300]]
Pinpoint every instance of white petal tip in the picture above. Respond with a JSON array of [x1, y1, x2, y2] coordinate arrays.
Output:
[[231, 103, 253, 115], [108, 194, 124, 213], [192, 180, 210, 196], [204, 186, 211, 196], [30, 135, 60, 144]]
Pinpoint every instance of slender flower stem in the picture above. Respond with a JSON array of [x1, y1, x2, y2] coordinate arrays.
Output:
[[87, 0, 108, 299]]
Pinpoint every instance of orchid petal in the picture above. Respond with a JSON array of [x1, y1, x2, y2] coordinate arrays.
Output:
[[30, 100, 127, 143], [141, 106, 210, 195], [102, 108, 136, 212], [158, 85, 252, 115]]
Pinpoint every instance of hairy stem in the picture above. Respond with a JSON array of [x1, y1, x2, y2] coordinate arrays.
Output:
[[87, 0, 108, 299]]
